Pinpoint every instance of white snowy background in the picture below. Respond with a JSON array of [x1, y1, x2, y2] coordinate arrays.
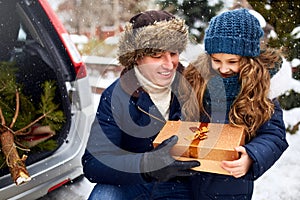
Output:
[[41, 2, 300, 199]]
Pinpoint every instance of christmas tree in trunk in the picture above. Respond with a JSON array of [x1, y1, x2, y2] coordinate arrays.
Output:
[[0, 61, 65, 185]]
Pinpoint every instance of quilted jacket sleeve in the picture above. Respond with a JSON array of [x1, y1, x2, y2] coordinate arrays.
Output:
[[245, 100, 289, 180], [82, 83, 146, 185]]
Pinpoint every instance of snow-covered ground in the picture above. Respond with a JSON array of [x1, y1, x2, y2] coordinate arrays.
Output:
[[253, 109, 300, 200]]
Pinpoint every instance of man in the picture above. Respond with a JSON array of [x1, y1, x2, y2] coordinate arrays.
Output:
[[82, 10, 200, 200]]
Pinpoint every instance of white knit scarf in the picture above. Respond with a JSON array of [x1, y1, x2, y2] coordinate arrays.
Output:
[[134, 66, 173, 120]]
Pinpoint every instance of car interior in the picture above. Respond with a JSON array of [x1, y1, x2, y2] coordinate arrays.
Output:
[[0, 0, 70, 178]]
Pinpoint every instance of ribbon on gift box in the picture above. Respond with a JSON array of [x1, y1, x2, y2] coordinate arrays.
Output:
[[189, 122, 209, 158]]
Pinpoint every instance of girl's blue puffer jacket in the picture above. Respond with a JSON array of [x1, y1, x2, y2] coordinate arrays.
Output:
[[190, 75, 289, 199]]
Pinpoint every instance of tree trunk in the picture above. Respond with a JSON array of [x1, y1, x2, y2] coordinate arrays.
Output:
[[0, 130, 31, 185]]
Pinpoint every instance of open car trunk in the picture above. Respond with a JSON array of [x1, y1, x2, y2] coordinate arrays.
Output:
[[0, 42, 72, 178], [0, 1, 93, 198], [0, 0, 72, 179]]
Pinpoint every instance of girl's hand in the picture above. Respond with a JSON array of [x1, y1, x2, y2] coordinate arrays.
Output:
[[220, 146, 253, 178]]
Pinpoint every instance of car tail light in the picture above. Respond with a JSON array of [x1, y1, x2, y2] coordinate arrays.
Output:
[[38, 0, 87, 79], [48, 178, 71, 193]]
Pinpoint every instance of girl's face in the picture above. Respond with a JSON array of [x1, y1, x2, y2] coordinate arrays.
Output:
[[136, 51, 179, 87], [210, 53, 241, 78]]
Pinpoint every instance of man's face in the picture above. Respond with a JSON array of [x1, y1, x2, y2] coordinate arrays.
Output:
[[136, 51, 179, 87]]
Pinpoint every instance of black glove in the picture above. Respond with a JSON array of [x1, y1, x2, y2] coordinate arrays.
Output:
[[141, 135, 200, 182]]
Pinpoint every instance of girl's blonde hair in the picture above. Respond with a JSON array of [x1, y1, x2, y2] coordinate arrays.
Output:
[[180, 48, 282, 141]]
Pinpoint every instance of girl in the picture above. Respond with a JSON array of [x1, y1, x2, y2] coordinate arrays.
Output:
[[180, 8, 289, 199]]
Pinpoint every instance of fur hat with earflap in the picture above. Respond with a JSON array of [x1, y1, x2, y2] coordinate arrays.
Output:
[[118, 10, 188, 69]]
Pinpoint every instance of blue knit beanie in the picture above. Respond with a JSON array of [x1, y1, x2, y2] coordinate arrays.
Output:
[[204, 8, 264, 57]]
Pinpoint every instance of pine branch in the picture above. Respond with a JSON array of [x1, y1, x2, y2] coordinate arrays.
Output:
[[0, 108, 5, 125], [38, 81, 65, 131], [15, 112, 49, 135], [10, 90, 19, 129], [15, 81, 65, 134]]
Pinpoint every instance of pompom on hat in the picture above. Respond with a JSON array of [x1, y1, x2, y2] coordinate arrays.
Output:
[[118, 10, 188, 68], [204, 8, 264, 57]]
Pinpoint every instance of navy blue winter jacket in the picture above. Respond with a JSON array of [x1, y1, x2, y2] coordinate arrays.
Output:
[[82, 65, 183, 185]]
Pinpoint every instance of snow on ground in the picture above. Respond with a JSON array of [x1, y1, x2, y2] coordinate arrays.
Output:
[[253, 109, 300, 200]]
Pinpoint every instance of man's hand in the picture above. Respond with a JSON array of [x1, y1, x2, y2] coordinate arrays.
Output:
[[141, 135, 200, 182]]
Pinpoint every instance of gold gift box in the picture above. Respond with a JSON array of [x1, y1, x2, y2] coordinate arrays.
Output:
[[153, 121, 245, 175]]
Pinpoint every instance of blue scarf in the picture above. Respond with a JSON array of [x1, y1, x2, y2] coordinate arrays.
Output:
[[202, 75, 240, 123]]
